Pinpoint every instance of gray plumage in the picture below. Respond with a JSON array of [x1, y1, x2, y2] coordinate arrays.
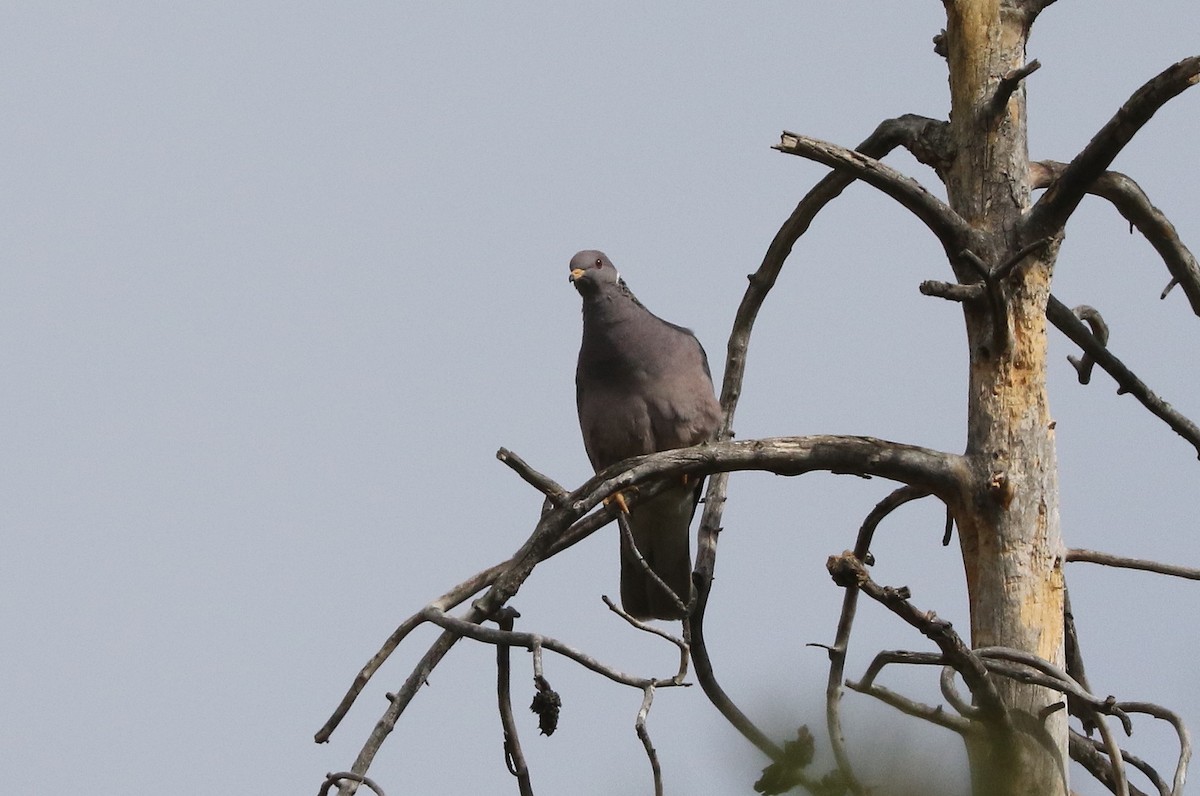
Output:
[[569, 250, 722, 620]]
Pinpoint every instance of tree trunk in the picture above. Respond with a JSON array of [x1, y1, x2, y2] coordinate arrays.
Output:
[[943, 2, 1068, 794]]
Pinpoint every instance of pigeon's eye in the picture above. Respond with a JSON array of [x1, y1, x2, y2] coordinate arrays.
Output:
[[594, 258, 603, 269]]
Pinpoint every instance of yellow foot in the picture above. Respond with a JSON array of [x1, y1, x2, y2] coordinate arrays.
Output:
[[605, 489, 633, 514]]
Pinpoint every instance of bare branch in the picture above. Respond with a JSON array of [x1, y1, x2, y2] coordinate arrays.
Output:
[[775, 131, 978, 260], [1064, 305, 1110, 385], [597, 436, 968, 510], [976, 649, 1132, 735], [616, 510, 687, 617], [422, 607, 685, 690], [1071, 731, 1161, 796], [1046, 295, 1200, 458], [920, 279, 985, 304], [1064, 587, 1098, 737], [691, 120, 956, 764], [1117, 702, 1193, 796], [845, 677, 972, 735], [1066, 549, 1200, 581], [958, 247, 1014, 351], [993, 237, 1055, 281], [324, 435, 955, 771], [1016, 0, 1060, 26], [494, 608, 534, 796], [1031, 162, 1200, 316], [497, 447, 570, 506], [1095, 714, 1132, 796], [713, 115, 951, 446], [316, 475, 666, 744], [316, 601, 482, 746], [336, 629, 464, 795], [319, 772, 387, 796], [1026, 56, 1200, 238], [826, 553, 1008, 727], [688, 551, 786, 763], [992, 59, 1042, 115], [940, 666, 983, 719], [635, 686, 664, 796], [821, 485, 932, 795], [602, 596, 690, 683]]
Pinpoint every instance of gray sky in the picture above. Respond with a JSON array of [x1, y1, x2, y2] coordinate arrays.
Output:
[[3, 3, 1197, 794]]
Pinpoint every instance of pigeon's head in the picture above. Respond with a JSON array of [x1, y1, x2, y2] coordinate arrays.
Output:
[[568, 250, 621, 296]]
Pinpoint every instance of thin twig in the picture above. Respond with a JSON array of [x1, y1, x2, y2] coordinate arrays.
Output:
[[1070, 731, 1158, 796], [821, 485, 930, 794], [1066, 549, 1200, 581], [635, 686, 664, 796], [422, 607, 686, 690], [1094, 712, 1132, 796], [844, 677, 972, 735], [1117, 702, 1193, 795], [616, 510, 687, 618], [602, 596, 689, 683], [494, 608, 533, 796]]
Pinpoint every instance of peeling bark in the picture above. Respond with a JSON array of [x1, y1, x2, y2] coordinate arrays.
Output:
[[943, 1, 1068, 793]]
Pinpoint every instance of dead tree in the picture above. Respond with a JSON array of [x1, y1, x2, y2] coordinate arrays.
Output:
[[315, 3, 1198, 795]]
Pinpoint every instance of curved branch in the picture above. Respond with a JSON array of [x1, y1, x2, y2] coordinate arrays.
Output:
[[846, 678, 972, 735], [688, 546, 786, 763], [1064, 305, 1110, 385], [315, 474, 649, 746], [823, 485, 932, 794], [774, 131, 978, 260], [494, 609, 534, 796], [1070, 731, 1158, 796], [712, 114, 952, 445], [1046, 294, 1200, 458], [1117, 702, 1192, 796], [594, 436, 967, 517], [319, 772, 387, 796], [1030, 162, 1200, 316], [827, 553, 1008, 727], [422, 607, 686, 689], [844, 650, 974, 734], [1026, 56, 1200, 239], [693, 122, 955, 746]]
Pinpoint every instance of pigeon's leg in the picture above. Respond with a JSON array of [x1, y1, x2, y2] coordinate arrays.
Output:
[[604, 488, 640, 515]]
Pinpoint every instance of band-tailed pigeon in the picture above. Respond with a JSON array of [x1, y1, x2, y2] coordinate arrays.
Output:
[[569, 250, 722, 620]]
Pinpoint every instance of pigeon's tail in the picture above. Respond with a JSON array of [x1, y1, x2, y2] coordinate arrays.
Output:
[[619, 480, 699, 621]]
